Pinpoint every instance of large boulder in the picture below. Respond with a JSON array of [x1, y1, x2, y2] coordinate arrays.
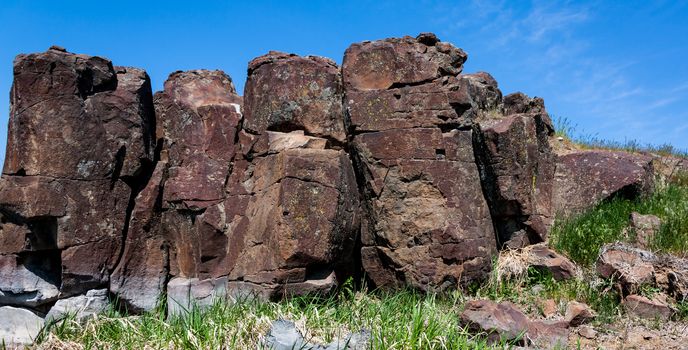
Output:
[[553, 150, 654, 217], [223, 53, 359, 298], [117, 57, 360, 310], [474, 92, 556, 246], [344, 34, 497, 291], [243, 52, 346, 144], [0, 47, 155, 310]]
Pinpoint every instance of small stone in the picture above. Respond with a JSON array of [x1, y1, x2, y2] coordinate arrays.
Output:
[[459, 300, 530, 344], [48, 45, 67, 52], [416, 32, 440, 46], [623, 294, 674, 320], [527, 244, 578, 280], [263, 320, 309, 350], [527, 320, 569, 349], [578, 325, 597, 339], [565, 301, 596, 326], [540, 299, 558, 318]]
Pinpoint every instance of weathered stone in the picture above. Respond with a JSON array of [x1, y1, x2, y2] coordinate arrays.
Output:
[[0, 48, 155, 307], [577, 325, 597, 339], [527, 244, 577, 281], [629, 212, 661, 248], [0, 254, 59, 308], [344, 34, 497, 291], [540, 299, 558, 318], [155, 70, 241, 208], [565, 301, 596, 326], [475, 94, 555, 245], [244, 52, 346, 143], [0, 306, 43, 345], [110, 162, 168, 313], [343, 35, 466, 91], [597, 243, 656, 291], [167, 277, 227, 317], [459, 300, 530, 344], [623, 294, 674, 320], [45, 289, 108, 323], [222, 148, 359, 298], [526, 319, 569, 349], [553, 150, 654, 217], [651, 155, 688, 187]]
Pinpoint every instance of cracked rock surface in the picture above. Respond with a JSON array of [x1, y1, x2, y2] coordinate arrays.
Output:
[[0, 33, 667, 344]]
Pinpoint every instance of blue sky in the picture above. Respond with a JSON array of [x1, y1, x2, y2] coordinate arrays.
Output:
[[1, 0, 687, 165]]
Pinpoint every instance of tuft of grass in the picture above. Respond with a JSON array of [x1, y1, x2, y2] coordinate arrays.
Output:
[[553, 116, 688, 157], [550, 183, 688, 266]]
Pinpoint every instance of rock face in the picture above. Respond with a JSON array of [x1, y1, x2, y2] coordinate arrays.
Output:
[[344, 35, 499, 291], [475, 92, 556, 247], [553, 150, 654, 217], [0, 47, 155, 313], [1, 34, 675, 339]]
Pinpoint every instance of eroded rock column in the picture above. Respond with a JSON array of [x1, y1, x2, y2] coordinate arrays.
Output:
[[0, 47, 155, 313], [343, 34, 497, 291]]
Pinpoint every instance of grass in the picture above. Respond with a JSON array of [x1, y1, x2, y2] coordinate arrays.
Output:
[[550, 182, 688, 266], [554, 116, 688, 158], [35, 262, 623, 350], [37, 284, 510, 350]]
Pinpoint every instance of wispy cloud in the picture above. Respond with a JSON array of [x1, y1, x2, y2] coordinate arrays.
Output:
[[434, 0, 688, 150]]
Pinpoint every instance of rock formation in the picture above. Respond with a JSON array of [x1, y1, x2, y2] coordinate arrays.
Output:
[[0, 34, 668, 344], [0, 47, 155, 316]]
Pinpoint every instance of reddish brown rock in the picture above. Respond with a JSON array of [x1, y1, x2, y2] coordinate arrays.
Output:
[[475, 93, 556, 246], [597, 243, 688, 303], [597, 243, 656, 292], [527, 244, 578, 281], [623, 294, 674, 320], [345, 35, 497, 291], [565, 301, 596, 326], [110, 163, 168, 312], [343, 34, 466, 91], [526, 319, 569, 349], [460, 299, 569, 348], [460, 300, 531, 344], [553, 150, 654, 217], [243, 52, 346, 144], [540, 299, 558, 318], [0, 47, 155, 307], [220, 147, 359, 299]]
